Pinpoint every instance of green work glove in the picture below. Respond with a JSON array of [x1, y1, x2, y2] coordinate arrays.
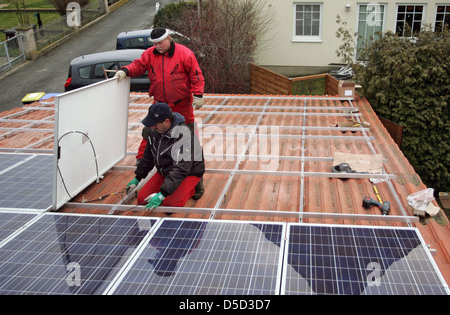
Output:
[[126, 178, 140, 194], [145, 192, 165, 210]]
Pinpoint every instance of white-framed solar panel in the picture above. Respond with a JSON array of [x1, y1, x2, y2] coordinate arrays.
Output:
[[53, 78, 130, 209]]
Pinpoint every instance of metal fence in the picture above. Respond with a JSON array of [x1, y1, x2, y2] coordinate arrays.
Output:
[[0, 34, 26, 75], [33, 1, 106, 51]]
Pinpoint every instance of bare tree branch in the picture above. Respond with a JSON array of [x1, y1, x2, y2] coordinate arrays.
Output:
[[165, 0, 274, 93]]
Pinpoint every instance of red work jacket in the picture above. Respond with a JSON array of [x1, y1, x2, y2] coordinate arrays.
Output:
[[124, 42, 204, 124]]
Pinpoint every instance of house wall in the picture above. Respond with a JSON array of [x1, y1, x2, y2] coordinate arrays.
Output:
[[256, 0, 450, 76]]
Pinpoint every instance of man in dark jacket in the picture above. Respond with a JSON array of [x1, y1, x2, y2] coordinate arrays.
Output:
[[115, 27, 205, 199], [126, 103, 205, 210]]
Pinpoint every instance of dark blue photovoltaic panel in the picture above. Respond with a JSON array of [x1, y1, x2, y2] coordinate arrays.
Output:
[[0, 211, 38, 243], [0, 154, 53, 210], [284, 224, 449, 295], [109, 219, 284, 295], [0, 213, 157, 295]]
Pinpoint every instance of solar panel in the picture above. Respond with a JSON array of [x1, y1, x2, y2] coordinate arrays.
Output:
[[107, 219, 285, 295], [283, 224, 449, 295], [0, 154, 53, 211], [0, 213, 157, 295], [0, 153, 32, 171], [0, 211, 38, 243]]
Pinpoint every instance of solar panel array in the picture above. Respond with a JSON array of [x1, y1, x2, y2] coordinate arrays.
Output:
[[0, 212, 156, 295], [0, 153, 53, 211], [0, 212, 447, 295]]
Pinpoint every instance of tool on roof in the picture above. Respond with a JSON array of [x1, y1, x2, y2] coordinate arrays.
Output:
[[332, 121, 370, 133], [331, 162, 356, 180], [373, 185, 383, 204], [80, 190, 125, 203], [363, 196, 390, 215], [331, 110, 370, 133]]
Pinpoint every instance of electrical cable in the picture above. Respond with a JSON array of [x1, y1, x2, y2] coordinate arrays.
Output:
[[57, 131, 100, 199], [77, 190, 126, 203], [57, 130, 148, 213]]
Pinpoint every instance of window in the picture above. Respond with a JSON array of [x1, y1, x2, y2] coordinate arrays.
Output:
[[396, 5, 425, 37], [357, 3, 385, 59], [124, 37, 146, 49], [293, 3, 322, 41], [119, 61, 148, 78], [78, 65, 92, 79], [435, 5, 450, 32], [93, 62, 117, 79]]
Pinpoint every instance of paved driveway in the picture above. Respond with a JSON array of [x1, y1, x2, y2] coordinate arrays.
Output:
[[0, 0, 174, 111]]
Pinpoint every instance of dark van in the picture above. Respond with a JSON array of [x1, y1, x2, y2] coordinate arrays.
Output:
[[116, 28, 190, 50], [64, 49, 150, 92]]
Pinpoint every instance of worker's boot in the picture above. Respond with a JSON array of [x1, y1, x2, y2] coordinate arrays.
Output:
[[192, 177, 204, 200]]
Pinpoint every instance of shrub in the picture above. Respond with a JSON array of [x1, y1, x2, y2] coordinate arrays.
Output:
[[355, 29, 450, 193]]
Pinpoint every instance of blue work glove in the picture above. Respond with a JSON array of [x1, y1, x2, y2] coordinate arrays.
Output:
[[126, 178, 140, 194], [144, 192, 165, 210]]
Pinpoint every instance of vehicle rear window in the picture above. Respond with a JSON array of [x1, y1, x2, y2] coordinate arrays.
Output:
[[124, 37, 146, 49], [93, 62, 117, 79], [118, 61, 148, 78], [78, 65, 92, 79]]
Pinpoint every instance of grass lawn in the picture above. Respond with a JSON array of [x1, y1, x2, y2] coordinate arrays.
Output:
[[0, 0, 53, 9], [0, 0, 101, 41], [292, 77, 326, 96], [0, 0, 58, 41], [0, 12, 60, 41]]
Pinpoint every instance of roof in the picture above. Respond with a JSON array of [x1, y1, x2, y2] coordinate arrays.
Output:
[[0, 92, 449, 293]]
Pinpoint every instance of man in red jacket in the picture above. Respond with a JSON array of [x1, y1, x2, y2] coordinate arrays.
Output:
[[115, 27, 205, 199]]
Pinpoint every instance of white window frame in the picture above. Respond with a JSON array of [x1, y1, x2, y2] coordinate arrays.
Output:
[[395, 4, 427, 37], [292, 3, 323, 42], [356, 3, 387, 59], [434, 4, 450, 32]]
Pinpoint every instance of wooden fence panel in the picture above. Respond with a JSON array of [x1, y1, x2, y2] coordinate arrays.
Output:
[[378, 116, 403, 148], [249, 63, 341, 97], [249, 63, 292, 95], [325, 75, 339, 96]]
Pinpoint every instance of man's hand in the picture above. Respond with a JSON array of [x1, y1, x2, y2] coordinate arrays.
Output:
[[114, 70, 127, 82], [144, 192, 165, 210], [193, 95, 204, 110], [126, 178, 140, 194]]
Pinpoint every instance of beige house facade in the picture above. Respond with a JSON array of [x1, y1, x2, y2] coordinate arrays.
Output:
[[256, 0, 450, 76]]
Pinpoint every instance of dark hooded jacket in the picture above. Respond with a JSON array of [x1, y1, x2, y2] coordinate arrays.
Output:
[[135, 112, 205, 197]]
